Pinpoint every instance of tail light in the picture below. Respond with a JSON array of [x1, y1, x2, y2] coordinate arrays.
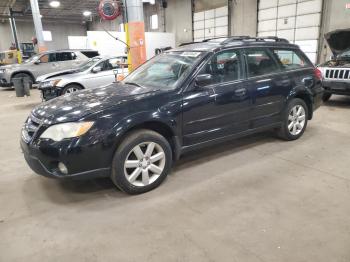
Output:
[[314, 68, 322, 80]]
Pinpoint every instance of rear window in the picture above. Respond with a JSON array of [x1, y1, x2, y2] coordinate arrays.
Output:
[[272, 49, 312, 70], [81, 51, 99, 58]]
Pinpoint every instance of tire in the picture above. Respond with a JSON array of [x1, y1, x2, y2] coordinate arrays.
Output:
[[111, 129, 172, 194], [277, 98, 308, 141], [62, 84, 82, 95], [322, 93, 332, 102]]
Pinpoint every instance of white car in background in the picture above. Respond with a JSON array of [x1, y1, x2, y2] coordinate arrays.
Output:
[[37, 56, 128, 100]]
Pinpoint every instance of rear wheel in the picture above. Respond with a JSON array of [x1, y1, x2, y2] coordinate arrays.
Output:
[[277, 98, 308, 141], [322, 93, 332, 102], [62, 84, 82, 95], [111, 129, 172, 194]]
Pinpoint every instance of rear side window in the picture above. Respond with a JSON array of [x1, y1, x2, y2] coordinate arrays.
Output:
[[56, 52, 73, 61], [272, 49, 312, 70], [245, 49, 279, 77], [81, 51, 99, 58]]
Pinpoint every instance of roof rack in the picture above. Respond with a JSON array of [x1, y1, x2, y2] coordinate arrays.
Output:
[[221, 36, 289, 45]]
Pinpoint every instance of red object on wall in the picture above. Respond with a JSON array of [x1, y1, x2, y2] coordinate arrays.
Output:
[[98, 0, 121, 20], [346, 3, 350, 9]]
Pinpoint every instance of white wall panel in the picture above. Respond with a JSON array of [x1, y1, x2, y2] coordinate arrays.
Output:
[[215, 26, 228, 37], [258, 0, 323, 63], [259, 8, 278, 21], [278, 4, 296, 18], [258, 20, 277, 32], [215, 6, 228, 17], [276, 29, 295, 41], [295, 26, 320, 40], [296, 13, 321, 28], [279, 0, 297, 5], [215, 16, 228, 27], [194, 5, 228, 40], [259, 0, 278, 9], [297, 0, 322, 15], [277, 17, 296, 30], [193, 20, 204, 30]]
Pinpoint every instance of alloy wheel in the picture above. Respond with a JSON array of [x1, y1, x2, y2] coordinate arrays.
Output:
[[288, 105, 306, 136], [124, 142, 166, 187], [64, 87, 79, 94]]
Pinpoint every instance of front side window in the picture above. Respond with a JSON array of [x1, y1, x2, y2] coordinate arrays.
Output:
[[123, 51, 205, 89], [272, 49, 311, 70], [40, 53, 56, 63], [105, 57, 127, 70], [245, 49, 279, 77], [199, 49, 242, 85]]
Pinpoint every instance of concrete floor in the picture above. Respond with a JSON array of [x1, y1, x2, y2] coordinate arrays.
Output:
[[0, 89, 350, 262]]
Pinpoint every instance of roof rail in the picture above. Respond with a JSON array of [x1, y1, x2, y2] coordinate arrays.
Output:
[[221, 36, 289, 45], [179, 41, 201, 47]]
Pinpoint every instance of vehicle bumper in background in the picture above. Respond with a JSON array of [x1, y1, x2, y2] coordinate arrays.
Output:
[[20, 138, 111, 180], [0, 78, 12, 87], [38, 86, 63, 101], [323, 80, 350, 96]]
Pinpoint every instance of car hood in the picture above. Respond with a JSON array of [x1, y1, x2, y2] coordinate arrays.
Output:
[[31, 83, 160, 124], [325, 28, 350, 56], [36, 69, 81, 82]]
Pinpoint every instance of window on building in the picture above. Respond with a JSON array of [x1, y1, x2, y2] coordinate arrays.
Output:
[[150, 14, 158, 30]]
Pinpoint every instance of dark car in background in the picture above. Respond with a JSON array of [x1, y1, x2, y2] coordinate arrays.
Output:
[[21, 36, 323, 194], [318, 29, 350, 101]]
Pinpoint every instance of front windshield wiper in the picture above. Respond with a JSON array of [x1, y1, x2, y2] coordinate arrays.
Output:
[[124, 82, 142, 87]]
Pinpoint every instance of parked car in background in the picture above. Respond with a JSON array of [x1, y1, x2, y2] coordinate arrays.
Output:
[[0, 49, 99, 87], [21, 36, 323, 194], [37, 56, 128, 100], [318, 29, 350, 101]]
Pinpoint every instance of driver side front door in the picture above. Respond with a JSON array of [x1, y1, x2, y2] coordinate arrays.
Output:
[[182, 49, 252, 146]]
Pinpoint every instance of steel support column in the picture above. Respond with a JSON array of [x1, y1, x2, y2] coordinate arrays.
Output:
[[29, 0, 46, 52]]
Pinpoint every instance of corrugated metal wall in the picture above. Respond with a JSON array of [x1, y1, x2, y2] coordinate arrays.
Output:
[[258, 0, 323, 63]]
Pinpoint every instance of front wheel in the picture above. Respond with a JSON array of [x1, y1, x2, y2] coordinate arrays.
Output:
[[62, 84, 82, 95], [277, 98, 308, 141], [111, 129, 172, 194]]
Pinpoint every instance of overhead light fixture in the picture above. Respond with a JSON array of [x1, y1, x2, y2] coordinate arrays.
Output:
[[49, 1, 60, 8], [83, 11, 92, 17]]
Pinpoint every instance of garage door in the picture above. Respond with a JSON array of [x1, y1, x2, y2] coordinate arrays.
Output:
[[193, 5, 228, 42], [258, 0, 323, 63]]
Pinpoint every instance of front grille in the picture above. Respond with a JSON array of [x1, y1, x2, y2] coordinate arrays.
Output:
[[22, 114, 42, 143], [324, 68, 350, 80]]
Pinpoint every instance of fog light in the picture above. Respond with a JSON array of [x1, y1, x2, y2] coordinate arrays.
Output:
[[58, 162, 68, 175]]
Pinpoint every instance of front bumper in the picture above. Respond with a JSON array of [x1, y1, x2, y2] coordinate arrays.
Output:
[[0, 78, 12, 87], [38, 86, 63, 101], [20, 138, 111, 180], [323, 80, 350, 96]]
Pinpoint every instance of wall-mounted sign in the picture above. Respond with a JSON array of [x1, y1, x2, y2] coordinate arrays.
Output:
[[346, 3, 350, 9]]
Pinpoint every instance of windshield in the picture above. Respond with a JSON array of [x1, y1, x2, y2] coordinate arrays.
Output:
[[75, 57, 102, 72], [123, 51, 206, 89], [338, 49, 350, 59]]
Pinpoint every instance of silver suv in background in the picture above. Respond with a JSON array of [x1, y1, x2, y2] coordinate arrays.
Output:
[[0, 49, 99, 87], [37, 56, 128, 100]]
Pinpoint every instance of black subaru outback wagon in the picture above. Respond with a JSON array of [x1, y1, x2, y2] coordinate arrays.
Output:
[[21, 36, 323, 194]]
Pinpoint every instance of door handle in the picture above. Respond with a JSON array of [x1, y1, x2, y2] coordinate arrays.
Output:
[[234, 87, 246, 96]]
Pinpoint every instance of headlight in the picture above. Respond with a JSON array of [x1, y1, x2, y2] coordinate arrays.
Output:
[[40, 122, 94, 141], [40, 79, 61, 88]]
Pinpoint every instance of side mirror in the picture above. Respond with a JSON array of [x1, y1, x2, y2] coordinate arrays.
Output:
[[195, 74, 213, 87], [34, 60, 40, 65], [92, 66, 102, 73]]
